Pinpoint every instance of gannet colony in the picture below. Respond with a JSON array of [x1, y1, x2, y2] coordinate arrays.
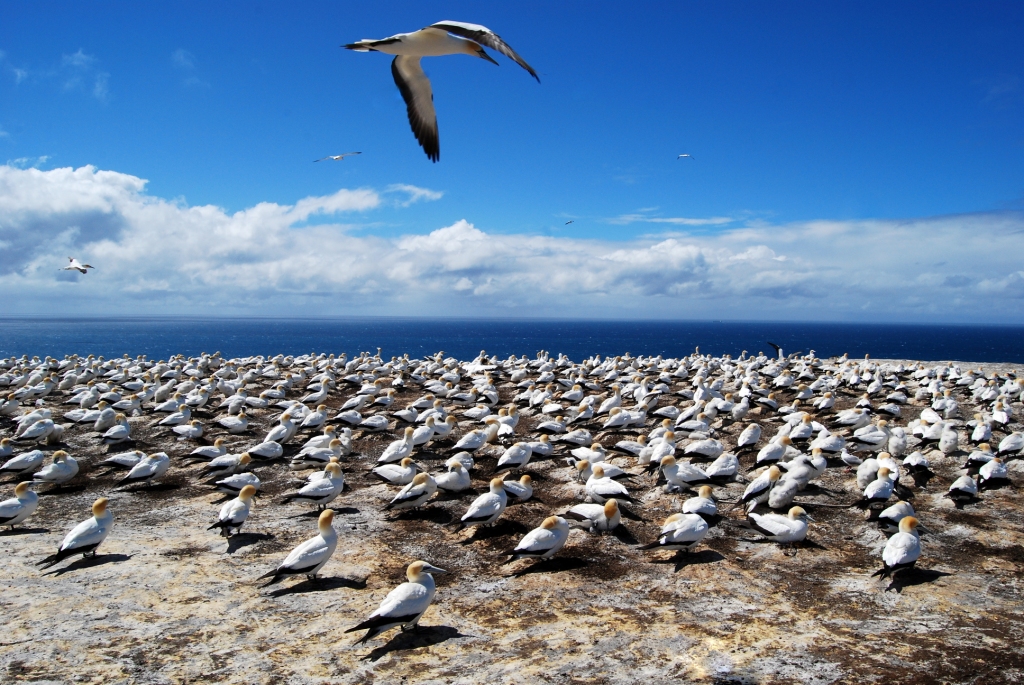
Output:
[[1, 348, 1022, 683]]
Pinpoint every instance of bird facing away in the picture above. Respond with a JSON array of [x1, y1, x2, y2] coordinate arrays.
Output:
[[63, 258, 94, 274], [345, 21, 539, 162], [314, 152, 361, 162]]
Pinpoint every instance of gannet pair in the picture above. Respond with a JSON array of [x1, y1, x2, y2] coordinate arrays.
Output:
[[345, 21, 538, 162]]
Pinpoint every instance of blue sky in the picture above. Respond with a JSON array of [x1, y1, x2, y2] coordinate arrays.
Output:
[[1, 2, 1023, 321]]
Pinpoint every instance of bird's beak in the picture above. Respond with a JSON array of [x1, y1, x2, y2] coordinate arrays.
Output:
[[476, 47, 499, 65], [917, 525, 931, 535], [805, 515, 816, 522], [423, 564, 448, 574]]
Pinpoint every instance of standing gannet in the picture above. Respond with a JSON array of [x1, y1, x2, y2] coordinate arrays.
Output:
[[62, 257, 95, 274], [734, 465, 782, 511], [639, 513, 708, 553], [459, 477, 507, 528], [208, 484, 257, 537], [37, 497, 112, 568], [979, 457, 1009, 489], [259, 509, 339, 586], [344, 560, 448, 642], [682, 485, 719, 523], [345, 21, 538, 161], [872, 516, 921, 580], [386, 472, 437, 511], [504, 516, 571, 560], [0, 482, 39, 529], [281, 463, 345, 510]]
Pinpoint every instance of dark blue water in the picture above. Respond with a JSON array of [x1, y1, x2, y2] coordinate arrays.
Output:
[[0, 318, 1022, 363]]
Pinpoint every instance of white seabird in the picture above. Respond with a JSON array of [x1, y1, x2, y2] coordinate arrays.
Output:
[[259, 509, 339, 586], [117, 452, 170, 488], [345, 21, 539, 162], [564, 499, 621, 533], [504, 516, 571, 560], [281, 462, 345, 510], [314, 152, 361, 162], [62, 257, 95, 274], [872, 516, 921, 580], [344, 560, 448, 643], [38, 497, 113, 569], [435, 460, 472, 493], [32, 451, 79, 487], [638, 513, 708, 554], [0, 482, 39, 529], [208, 484, 257, 537], [459, 477, 507, 528], [386, 472, 437, 512], [1, 449, 45, 478], [744, 506, 811, 547]]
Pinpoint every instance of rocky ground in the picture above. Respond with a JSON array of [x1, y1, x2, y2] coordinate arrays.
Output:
[[1, 357, 1023, 684]]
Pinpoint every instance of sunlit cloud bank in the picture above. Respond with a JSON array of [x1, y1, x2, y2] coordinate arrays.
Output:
[[1, 164, 1022, 322]]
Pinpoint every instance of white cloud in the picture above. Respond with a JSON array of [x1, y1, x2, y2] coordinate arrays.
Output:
[[61, 49, 96, 70], [0, 124, 8, 140], [386, 184, 445, 207], [0, 164, 1022, 322], [607, 212, 734, 226], [171, 49, 196, 69], [58, 49, 109, 101]]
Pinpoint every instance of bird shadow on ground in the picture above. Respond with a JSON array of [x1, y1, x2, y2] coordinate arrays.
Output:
[[43, 553, 132, 577], [651, 550, 725, 573], [433, 489, 480, 503], [953, 497, 983, 510], [360, 625, 471, 663], [885, 568, 953, 593], [226, 532, 274, 554], [509, 556, 589, 578], [268, 575, 368, 598], [122, 482, 181, 494], [611, 525, 640, 545], [391, 506, 453, 525], [293, 506, 361, 519], [0, 527, 49, 536], [459, 520, 529, 545], [38, 484, 88, 497]]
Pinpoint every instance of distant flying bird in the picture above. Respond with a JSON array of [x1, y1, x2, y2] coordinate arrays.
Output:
[[63, 258, 94, 274], [565, 220, 574, 225], [677, 154, 695, 160], [345, 21, 539, 162], [314, 152, 362, 162]]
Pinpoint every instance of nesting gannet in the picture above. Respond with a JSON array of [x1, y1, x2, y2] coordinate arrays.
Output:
[[459, 477, 507, 527], [38, 498, 112, 568], [744, 506, 810, 547], [281, 463, 345, 509], [208, 484, 257, 537], [62, 257, 95, 274], [373, 457, 419, 485], [978, 457, 1009, 489], [314, 152, 361, 162], [574, 459, 630, 482], [872, 516, 921, 580], [682, 485, 718, 523], [657, 455, 710, 491], [386, 472, 437, 511], [586, 465, 636, 503], [855, 466, 895, 508], [32, 451, 79, 487], [496, 474, 530, 502], [213, 471, 261, 496], [217, 412, 248, 434], [344, 561, 447, 642], [639, 513, 708, 553], [947, 474, 979, 503], [1, 449, 45, 478], [504, 516, 571, 560], [172, 419, 203, 440], [379, 427, 416, 464], [877, 500, 916, 534], [188, 437, 228, 460], [495, 442, 532, 472], [435, 460, 472, 492], [564, 499, 620, 533], [0, 482, 39, 529], [117, 452, 170, 488], [200, 451, 253, 479], [259, 510, 339, 586]]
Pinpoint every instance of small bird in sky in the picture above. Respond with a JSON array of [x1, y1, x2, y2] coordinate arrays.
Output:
[[314, 152, 362, 162], [345, 21, 539, 162], [62, 258, 94, 274], [677, 154, 695, 160], [565, 220, 574, 225]]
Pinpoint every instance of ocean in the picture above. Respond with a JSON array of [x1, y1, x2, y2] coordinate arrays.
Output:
[[0, 318, 1022, 364]]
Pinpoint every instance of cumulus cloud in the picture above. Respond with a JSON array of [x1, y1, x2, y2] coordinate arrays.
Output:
[[0, 164, 1022, 321], [386, 184, 445, 206]]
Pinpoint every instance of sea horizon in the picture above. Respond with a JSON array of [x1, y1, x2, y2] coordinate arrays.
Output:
[[2, 316, 1022, 364]]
